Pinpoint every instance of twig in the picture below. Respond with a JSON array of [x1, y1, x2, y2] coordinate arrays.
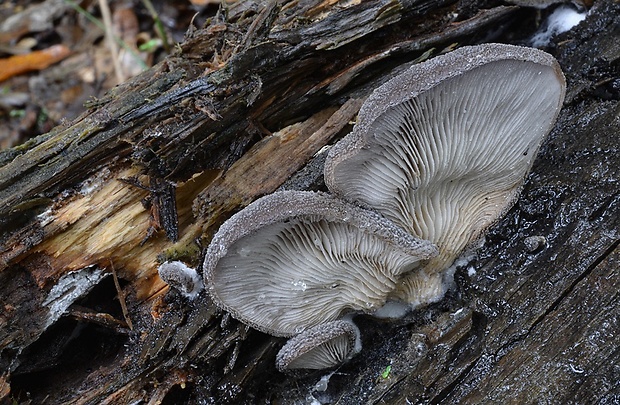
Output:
[[63, 0, 148, 71], [110, 260, 134, 331], [98, 0, 125, 83]]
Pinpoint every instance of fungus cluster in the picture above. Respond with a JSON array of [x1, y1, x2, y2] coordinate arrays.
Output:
[[160, 43, 566, 372]]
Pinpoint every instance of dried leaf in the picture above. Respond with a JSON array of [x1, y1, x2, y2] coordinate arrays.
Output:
[[0, 44, 71, 82]]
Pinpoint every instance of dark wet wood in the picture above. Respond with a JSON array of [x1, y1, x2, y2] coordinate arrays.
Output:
[[0, 0, 618, 404]]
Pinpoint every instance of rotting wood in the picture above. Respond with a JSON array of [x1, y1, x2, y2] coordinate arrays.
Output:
[[0, 0, 619, 404]]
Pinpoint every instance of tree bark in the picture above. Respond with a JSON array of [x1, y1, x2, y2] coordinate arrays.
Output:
[[1, 0, 619, 404]]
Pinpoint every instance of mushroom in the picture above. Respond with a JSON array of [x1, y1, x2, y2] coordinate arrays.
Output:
[[504, 0, 585, 9], [158, 261, 203, 299], [275, 319, 361, 372], [324, 43, 566, 305], [203, 190, 437, 337]]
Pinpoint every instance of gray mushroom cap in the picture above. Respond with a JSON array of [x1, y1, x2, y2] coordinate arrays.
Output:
[[275, 319, 361, 372], [158, 261, 203, 299], [324, 43, 566, 304], [203, 190, 438, 337], [504, 0, 583, 8]]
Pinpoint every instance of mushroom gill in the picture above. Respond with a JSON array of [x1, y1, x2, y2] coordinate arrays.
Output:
[[203, 190, 437, 337], [324, 43, 566, 305], [275, 319, 361, 372]]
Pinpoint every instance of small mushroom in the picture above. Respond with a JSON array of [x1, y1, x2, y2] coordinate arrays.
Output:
[[203, 190, 437, 337], [158, 261, 203, 299], [275, 319, 361, 372], [324, 43, 565, 305], [504, 0, 584, 8]]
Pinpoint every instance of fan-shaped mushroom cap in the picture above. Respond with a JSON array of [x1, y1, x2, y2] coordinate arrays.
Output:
[[203, 190, 437, 337], [324, 43, 565, 305], [276, 319, 361, 372]]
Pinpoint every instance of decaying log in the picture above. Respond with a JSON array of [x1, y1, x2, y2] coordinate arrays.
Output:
[[0, 0, 619, 403]]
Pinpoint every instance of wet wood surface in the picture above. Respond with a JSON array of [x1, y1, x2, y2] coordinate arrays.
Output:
[[0, 0, 618, 403]]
